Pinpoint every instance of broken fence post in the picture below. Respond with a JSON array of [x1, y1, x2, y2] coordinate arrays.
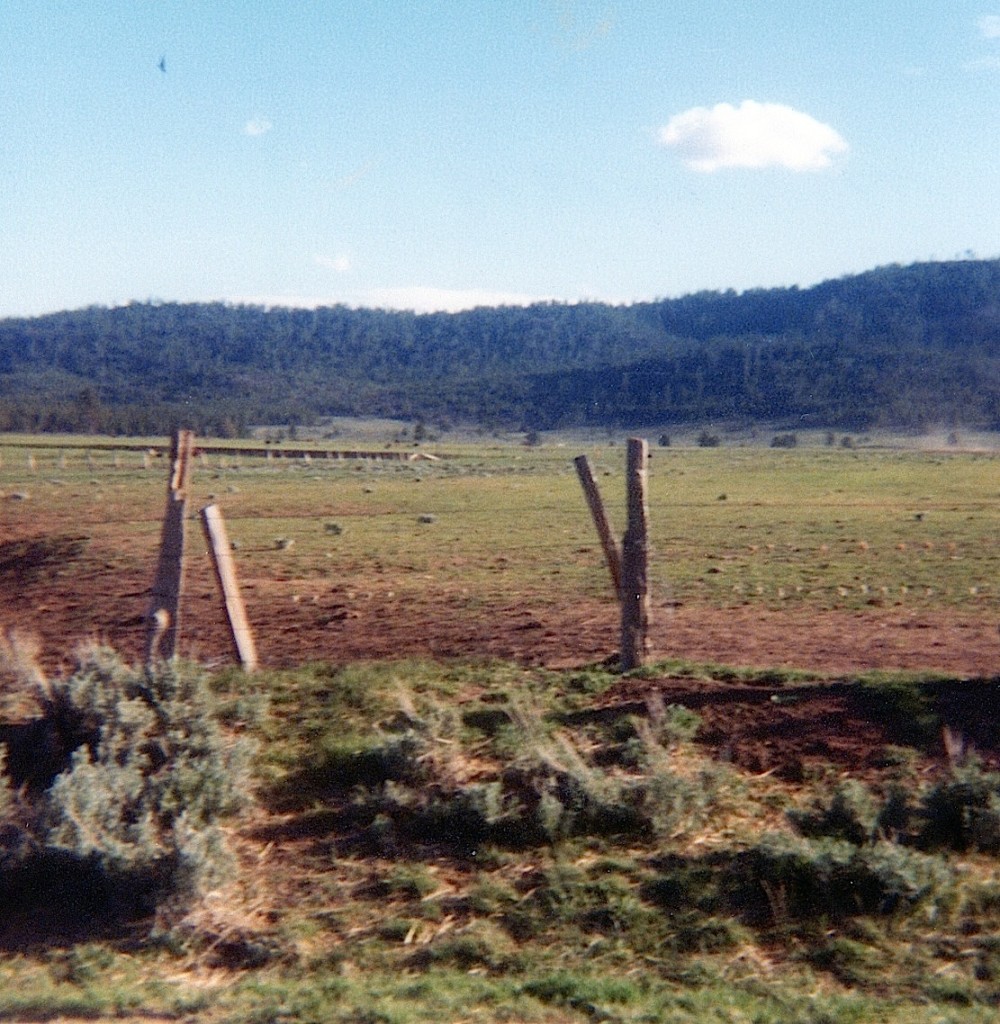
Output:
[[145, 429, 195, 665], [573, 454, 623, 600], [200, 503, 259, 672], [620, 438, 650, 671]]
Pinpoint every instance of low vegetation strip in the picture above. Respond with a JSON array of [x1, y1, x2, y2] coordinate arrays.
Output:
[[3, 649, 1000, 1022]]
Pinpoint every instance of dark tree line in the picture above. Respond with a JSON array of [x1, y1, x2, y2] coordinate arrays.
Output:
[[0, 259, 998, 436]]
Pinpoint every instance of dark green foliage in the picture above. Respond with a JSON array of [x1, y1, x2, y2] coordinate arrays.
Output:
[[917, 760, 1000, 853], [789, 779, 881, 845], [856, 678, 941, 748], [312, 734, 429, 790], [787, 760, 1000, 857], [726, 834, 953, 924], [0, 259, 998, 432], [0, 647, 252, 916]]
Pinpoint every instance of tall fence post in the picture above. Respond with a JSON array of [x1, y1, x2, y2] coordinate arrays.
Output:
[[573, 455, 623, 600], [620, 438, 650, 671], [145, 429, 195, 665], [200, 503, 259, 672]]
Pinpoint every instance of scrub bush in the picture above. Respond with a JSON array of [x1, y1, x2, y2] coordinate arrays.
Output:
[[0, 645, 253, 916]]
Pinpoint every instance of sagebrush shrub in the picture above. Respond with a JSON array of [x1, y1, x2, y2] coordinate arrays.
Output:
[[728, 833, 954, 924], [789, 779, 881, 845], [1, 645, 253, 914], [918, 759, 1000, 853]]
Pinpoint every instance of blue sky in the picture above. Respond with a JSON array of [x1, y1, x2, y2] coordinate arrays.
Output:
[[3, 1, 1000, 317]]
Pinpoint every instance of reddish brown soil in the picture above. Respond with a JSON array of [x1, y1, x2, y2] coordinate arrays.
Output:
[[0, 525, 997, 783]]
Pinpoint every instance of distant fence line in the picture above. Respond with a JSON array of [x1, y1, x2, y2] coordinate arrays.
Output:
[[1, 439, 439, 463]]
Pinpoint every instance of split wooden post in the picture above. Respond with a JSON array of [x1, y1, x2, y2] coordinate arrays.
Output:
[[200, 503, 259, 672], [620, 438, 650, 671], [145, 429, 195, 665], [573, 455, 622, 600]]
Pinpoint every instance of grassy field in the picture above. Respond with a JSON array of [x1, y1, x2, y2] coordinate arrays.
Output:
[[0, 431, 999, 1023], [1, 432, 997, 617]]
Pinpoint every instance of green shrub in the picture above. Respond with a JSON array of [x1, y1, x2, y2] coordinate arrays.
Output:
[[315, 733, 428, 790], [789, 779, 881, 845], [727, 833, 954, 925], [918, 760, 1000, 853], [1, 646, 253, 915]]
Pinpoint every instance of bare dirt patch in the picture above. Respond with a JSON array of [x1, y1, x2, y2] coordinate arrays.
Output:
[[0, 518, 996, 786], [589, 674, 1000, 782]]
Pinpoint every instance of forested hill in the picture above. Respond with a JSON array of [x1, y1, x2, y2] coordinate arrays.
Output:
[[1, 259, 999, 436]]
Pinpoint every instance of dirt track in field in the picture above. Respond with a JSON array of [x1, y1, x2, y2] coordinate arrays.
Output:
[[0, 523, 997, 782]]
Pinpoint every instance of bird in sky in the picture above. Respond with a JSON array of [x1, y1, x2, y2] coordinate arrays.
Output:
[[158, 56, 166, 73]]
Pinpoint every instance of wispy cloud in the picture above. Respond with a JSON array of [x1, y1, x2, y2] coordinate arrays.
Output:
[[552, 1, 614, 52], [226, 287, 552, 313], [335, 160, 378, 190], [658, 100, 848, 172], [967, 14, 1000, 70], [978, 14, 1000, 38], [964, 55, 1000, 71], [243, 117, 273, 137], [314, 253, 352, 274], [363, 286, 550, 313]]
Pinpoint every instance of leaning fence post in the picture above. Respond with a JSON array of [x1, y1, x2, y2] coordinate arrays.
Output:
[[574, 455, 622, 600], [200, 503, 258, 672], [620, 438, 650, 671], [145, 429, 195, 665]]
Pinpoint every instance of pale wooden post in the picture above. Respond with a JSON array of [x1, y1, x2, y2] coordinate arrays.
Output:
[[620, 438, 650, 671], [200, 503, 259, 672], [574, 455, 622, 600], [145, 430, 195, 664]]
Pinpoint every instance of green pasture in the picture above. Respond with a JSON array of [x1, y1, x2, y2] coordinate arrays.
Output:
[[1, 432, 1000, 1024], [0, 434, 996, 614]]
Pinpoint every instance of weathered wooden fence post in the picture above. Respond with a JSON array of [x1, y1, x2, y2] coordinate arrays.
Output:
[[573, 455, 623, 600], [200, 503, 259, 672], [145, 429, 195, 665], [620, 438, 650, 671]]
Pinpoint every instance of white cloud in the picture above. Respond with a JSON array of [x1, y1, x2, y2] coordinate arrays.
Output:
[[978, 14, 1000, 38], [314, 253, 352, 274], [224, 287, 552, 313], [658, 100, 848, 172], [363, 286, 550, 313], [243, 118, 273, 137]]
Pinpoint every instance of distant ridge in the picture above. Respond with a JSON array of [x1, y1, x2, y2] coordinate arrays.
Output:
[[1, 260, 998, 435]]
